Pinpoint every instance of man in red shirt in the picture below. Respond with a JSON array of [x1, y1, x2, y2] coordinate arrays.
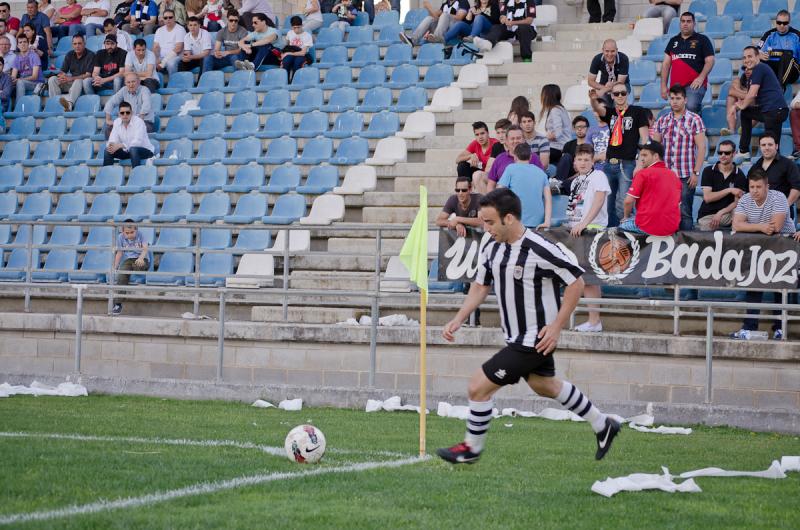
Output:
[[620, 141, 682, 236], [456, 120, 497, 189]]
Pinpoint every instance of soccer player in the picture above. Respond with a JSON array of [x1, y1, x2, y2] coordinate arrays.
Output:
[[436, 188, 621, 465]]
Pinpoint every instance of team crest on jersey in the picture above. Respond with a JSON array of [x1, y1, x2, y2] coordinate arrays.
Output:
[[513, 265, 523, 279], [689, 40, 698, 49]]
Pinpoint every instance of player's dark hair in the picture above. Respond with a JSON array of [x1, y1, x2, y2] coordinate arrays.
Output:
[[505, 124, 523, 135], [572, 115, 589, 127], [479, 188, 522, 221], [759, 132, 779, 144], [748, 167, 768, 182], [472, 121, 488, 133], [668, 83, 686, 97], [494, 118, 511, 131], [718, 139, 736, 151], [455, 175, 472, 187], [680, 11, 695, 21], [119, 101, 132, 112], [519, 111, 536, 122], [290, 15, 303, 26], [743, 45, 760, 55], [777, 9, 790, 18], [187, 16, 200, 24], [513, 142, 531, 161], [575, 143, 595, 157], [134, 38, 146, 48]]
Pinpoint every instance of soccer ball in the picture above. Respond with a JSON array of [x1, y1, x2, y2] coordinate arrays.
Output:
[[284, 424, 326, 464]]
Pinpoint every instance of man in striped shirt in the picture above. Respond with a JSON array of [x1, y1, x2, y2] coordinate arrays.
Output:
[[651, 84, 707, 231], [436, 188, 621, 465]]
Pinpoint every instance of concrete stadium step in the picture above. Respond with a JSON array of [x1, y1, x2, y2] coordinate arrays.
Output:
[[394, 177, 454, 194], [552, 27, 633, 42], [290, 271, 375, 291], [291, 254, 391, 271], [361, 207, 441, 224], [354, 191, 449, 208], [328, 237, 406, 255], [425, 149, 463, 165], [374, 162, 454, 178], [250, 305, 362, 324]]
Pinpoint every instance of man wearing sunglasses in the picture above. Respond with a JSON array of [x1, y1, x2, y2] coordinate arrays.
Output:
[[0, 2, 20, 36], [757, 9, 800, 90], [203, 10, 247, 72], [152, 8, 185, 75], [104, 100, 155, 168], [661, 11, 715, 114], [436, 176, 483, 238], [696, 139, 747, 231]]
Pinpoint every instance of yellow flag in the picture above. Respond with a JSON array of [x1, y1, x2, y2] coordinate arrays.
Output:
[[399, 185, 428, 292]]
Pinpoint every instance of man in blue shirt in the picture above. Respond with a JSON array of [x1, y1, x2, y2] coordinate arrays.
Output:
[[757, 9, 800, 89], [112, 221, 149, 315], [498, 143, 551, 229], [20, 1, 52, 56]]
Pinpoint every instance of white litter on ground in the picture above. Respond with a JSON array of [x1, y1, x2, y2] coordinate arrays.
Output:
[[0, 381, 88, 398], [251, 400, 274, 408], [629, 423, 692, 435], [278, 398, 302, 411], [365, 396, 428, 414], [337, 314, 420, 326], [180, 312, 212, 320]]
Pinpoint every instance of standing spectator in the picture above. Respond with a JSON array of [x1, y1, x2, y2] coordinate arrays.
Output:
[[643, 0, 680, 33], [506, 95, 528, 125], [696, 140, 747, 231], [735, 46, 789, 161], [0, 36, 13, 73], [456, 120, 496, 185], [661, 12, 715, 114], [152, 8, 185, 75], [730, 168, 796, 341], [178, 16, 211, 71], [721, 66, 752, 137], [650, 84, 707, 230], [587, 0, 614, 23], [124, 37, 159, 92], [519, 111, 550, 168], [235, 0, 276, 31], [789, 89, 800, 159], [588, 39, 629, 107], [204, 10, 247, 72], [281, 16, 312, 83], [123, 0, 158, 35], [555, 115, 591, 185], [0, 19, 15, 49], [757, 10, 800, 89], [330, 0, 357, 33], [748, 133, 800, 206], [81, 0, 110, 36], [620, 141, 682, 236], [402, 0, 468, 46], [11, 34, 44, 97], [566, 144, 610, 333], [587, 113, 609, 166], [445, 0, 499, 44], [51, 0, 84, 40], [104, 100, 155, 167], [157, 0, 185, 27], [111, 221, 149, 315], [0, 2, 20, 35], [435, 176, 483, 237], [20, 0, 52, 58], [498, 143, 551, 229], [112, 0, 133, 27], [88, 33, 126, 93], [103, 72, 153, 134], [0, 56, 10, 111], [472, 0, 536, 63], [589, 82, 650, 226], [198, 0, 226, 31], [303, 0, 323, 33], [47, 34, 94, 111], [235, 12, 277, 70], [538, 84, 572, 165], [486, 125, 543, 191], [104, 18, 132, 52]]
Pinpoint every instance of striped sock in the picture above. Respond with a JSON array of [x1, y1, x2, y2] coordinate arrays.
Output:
[[555, 381, 607, 433], [463, 399, 493, 453]]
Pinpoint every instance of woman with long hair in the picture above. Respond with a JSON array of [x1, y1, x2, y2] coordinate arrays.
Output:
[[444, 0, 499, 43], [21, 23, 48, 70], [507, 95, 529, 125], [538, 84, 572, 164]]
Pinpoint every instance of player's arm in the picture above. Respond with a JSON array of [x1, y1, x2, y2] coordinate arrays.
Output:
[[442, 282, 491, 341]]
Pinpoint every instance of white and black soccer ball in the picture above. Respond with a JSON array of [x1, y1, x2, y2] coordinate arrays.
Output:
[[284, 424, 326, 464]]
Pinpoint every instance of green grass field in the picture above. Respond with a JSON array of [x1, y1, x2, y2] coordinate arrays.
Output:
[[1, 395, 799, 529]]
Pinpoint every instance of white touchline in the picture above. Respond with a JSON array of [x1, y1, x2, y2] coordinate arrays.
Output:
[[0, 455, 429, 526]]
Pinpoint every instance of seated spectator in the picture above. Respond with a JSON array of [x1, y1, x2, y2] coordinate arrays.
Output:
[[0, 19, 15, 49], [198, 0, 225, 31], [696, 140, 747, 231], [498, 143, 551, 229], [81, 0, 110, 36], [125, 37, 159, 92], [749, 133, 800, 205], [178, 16, 211, 71], [588, 39, 629, 108], [104, 18, 132, 52], [0, 36, 12, 73], [0, 56, 10, 111], [435, 176, 483, 237], [112, 221, 149, 315], [790, 90, 800, 159], [731, 167, 796, 341], [757, 10, 800, 90], [10, 34, 44, 97], [281, 16, 312, 83], [486, 124, 542, 191], [185, 0, 203, 20], [456, 120, 496, 185], [566, 144, 610, 332], [20, 23, 47, 71], [47, 34, 94, 111], [234, 0, 277, 31], [0, 2, 20, 36], [721, 67, 752, 137], [538, 84, 572, 165], [88, 33, 126, 93], [104, 101, 155, 168], [480, 118, 510, 192], [152, 8, 185, 75], [402, 0, 468, 45], [205, 10, 247, 72], [122, 0, 158, 35], [39, 0, 56, 19], [330, 0, 356, 33], [104, 72, 154, 135], [555, 115, 591, 186], [519, 111, 550, 168], [113, 0, 134, 27], [21, 1, 52, 59], [445, 0, 499, 44], [303, 0, 324, 32], [375, 0, 392, 14], [620, 141, 681, 236], [643, 0, 680, 33], [51, 0, 84, 40], [234, 12, 278, 71], [472, 0, 536, 63], [157, 0, 184, 27], [506, 95, 528, 125], [587, 0, 613, 23]]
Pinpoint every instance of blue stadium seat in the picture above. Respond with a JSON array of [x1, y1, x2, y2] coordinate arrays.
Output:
[[688, 0, 717, 19], [160, 71, 195, 94], [722, 0, 752, 20], [155, 227, 193, 248], [30, 247, 77, 282], [260, 136, 298, 164], [154, 137, 193, 166], [292, 87, 324, 113], [428, 258, 463, 292], [200, 228, 232, 249], [188, 253, 233, 286], [344, 25, 372, 48], [375, 23, 403, 46], [356, 86, 392, 112], [0, 140, 30, 166], [54, 138, 92, 166], [641, 35, 668, 61], [386, 64, 420, 89], [259, 112, 294, 139], [34, 97, 64, 119], [52, 165, 90, 193], [701, 106, 727, 135], [413, 43, 444, 66], [186, 190, 229, 223], [257, 68, 289, 92], [86, 34, 103, 52], [150, 190, 193, 222], [760, 0, 788, 16], [740, 14, 771, 37], [223, 163, 265, 192], [187, 164, 228, 193], [190, 113, 226, 140], [350, 43, 380, 67], [296, 166, 338, 194], [0, 247, 39, 281], [290, 67, 320, 90], [46, 225, 82, 247], [294, 136, 332, 164], [233, 229, 271, 251], [42, 191, 85, 222], [704, 15, 735, 38], [119, 165, 158, 193], [222, 136, 263, 164], [64, 94, 100, 118], [550, 195, 569, 227], [223, 192, 268, 223], [637, 82, 667, 108], [391, 86, 427, 112], [321, 12, 338, 28], [446, 43, 477, 65], [708, 58, 733, 84], [373, 9, 400, 28], [189, 70, 224, 94], [8, 191, 51, 221], [403, 8, 427, 30], [154, 114, 193, 141], [190, 137, 228, 165], [262, 193, 306, 224], [318, 45, 349, 68], [83, 226, 113, 248], [54, 36, 73, 56], [31, 116, 67, 141], [319, 87, 357, 113], [189, 90, 225, 116], [224, 90, 258, 116], [419, 63, 453, 88], [713, 81, 732, 106], [361, 110, 399, 138], [5, 95, 40, 119], [316, 27, 344, 49], [259, 88, 291, 114], [0, 166, 22, 193], [353, 11, 370, 27], [779, 134, 793, 155], [223, 113, 260, 140], [113, 191, 157, 222], [85, 165, 123, 193], [18, 165, 56, 193], [353, 64, 386, 89], [262, 165, 301, 195], [628, 60, 657, 86], [382, 43, 413, 66], [152, 164, 192, 194], [291, 110, 329, 138], [22, 139, 61, 167], [326, 111, 364, 138], [77, 192, 121, 222], [331, 137, 369, 165], [70, 248, 112, 283], [146, 252, 193, 285], [62, 115, 98, 141], [717, 34, 751, 59], [157, 92, 193, 117], [0, 116, 34, 141], [321, 65, 353, 89], [223, 70, 257, 93], [11, 224, 46, 247]]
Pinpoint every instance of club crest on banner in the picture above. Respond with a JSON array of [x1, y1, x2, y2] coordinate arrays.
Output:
[[588, 230, 641, 283]]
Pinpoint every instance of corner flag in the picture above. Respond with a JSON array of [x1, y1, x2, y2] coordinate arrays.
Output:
[[399, 186, 428, 292]]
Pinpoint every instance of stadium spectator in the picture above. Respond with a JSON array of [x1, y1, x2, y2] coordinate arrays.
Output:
[[152, 8, 185, 75], [104, 72, 153, 135], [587, 0, 614, 23], [123, 0, 158, 35], [198, 0, 225, 31], [330, 0, 357, 33], [0, 2, 20, 35], [104, 100, 154, 168], [89, 33, 126, 93], [39, 0, 56, 19], [589, 82, 650, 226], [21, 23, 47, 71], [720, 66, 752, 137], [661, 12, 715, 114], [112, 0, 133, 27], [125, 37, 159, 92], [281, 16, 312, 83], [178, 16, 211, 71], [731, 168, 796, 341], [472, 0, 536, 63], [185, 0, 204, 20], [748, 133, 800, 206], [444, 0, 499, 43], [112, 221, 149, 315], [519, 111, 550, 168], [436, 176, 483, 237], [234, 12, 277, 71], [538, 84, 572, 165], [587, 113, 609, 165], [486, 124, 543, 191], [47, 34, 94, 111], [104, 18, 132, 52], [50, 0, 84, 40], [735, 47, 789, 162], [696, 140, 747, 231], [587, 39, 629, 107], [234, 0, 277, 31], [620, 141, 681, 236], [11, 34, 44, 97], [0, 36, 12, 73], [642, 0, 680, 33], [401, 0, 468, 46], [479, 118, 511, 192], [20, 1, 52, 58], [566, 144, 610, 333], [456, 121, 496, 184], [789, 90, 800, 159], [374, 0, 393, 15], [0, 56, 10, 111], [506, 95, 528, 125], [650, 84, 707, 231], [157, 0, 185, 27], [303, 0, 323, 33], [0, 19, 14, 49], [555, 115, 591, 185], [81, 0, 110, 36], [757, 10, 800, 90], [498, 143, 551, 229], [205, 10, 246, 72]]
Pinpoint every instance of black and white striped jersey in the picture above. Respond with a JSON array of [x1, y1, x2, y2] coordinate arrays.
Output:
[[475, 229, 584, 347]]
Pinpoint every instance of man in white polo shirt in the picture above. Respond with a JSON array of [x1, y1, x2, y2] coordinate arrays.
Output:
[[179, 16, 211, 72]]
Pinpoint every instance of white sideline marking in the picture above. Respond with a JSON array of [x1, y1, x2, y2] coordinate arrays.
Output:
[[0, 455, 429, 526]]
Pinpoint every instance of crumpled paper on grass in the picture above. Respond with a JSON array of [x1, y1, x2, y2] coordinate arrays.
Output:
[[251, 399, 274, 408], [337, 314, 420, 327], [629, 423, 692, 435], [0, 381, 88, 398], [366, 396, 428, 414], [250, 398, 302, 410]]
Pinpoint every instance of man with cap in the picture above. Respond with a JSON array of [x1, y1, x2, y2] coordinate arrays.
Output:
[[620, 141, 682, 236], [86, 32, 127, 94]]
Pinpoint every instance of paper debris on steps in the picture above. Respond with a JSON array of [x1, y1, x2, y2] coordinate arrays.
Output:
[[366, 396, 428, 413], [278, 398, 303, 411], [181, 312, 212, 320], [251, 399, 274, 408], [337, 315, 421, 326], [0, 381, 88, 398], [630, 423, 692, 435], [780, 456, 800, 472], [592, 468, 702, 498]]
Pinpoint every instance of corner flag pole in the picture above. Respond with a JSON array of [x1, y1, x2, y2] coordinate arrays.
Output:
[[398, 186, 429, 457]]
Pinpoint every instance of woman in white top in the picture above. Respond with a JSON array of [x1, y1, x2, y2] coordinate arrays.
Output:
[[538, 84, 573, 165], [303, 0, 323, 32]]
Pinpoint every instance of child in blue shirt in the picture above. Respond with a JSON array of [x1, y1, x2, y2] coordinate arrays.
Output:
[[112, 221, 149, 315], [498, 143, 551, 229]]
